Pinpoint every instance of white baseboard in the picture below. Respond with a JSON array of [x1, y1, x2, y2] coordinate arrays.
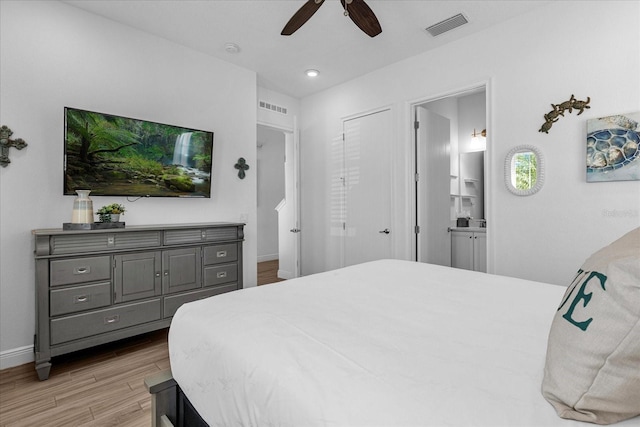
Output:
[[278, 269, 294, 280], [257, 253, 278, 263], [0, 345, 34, 370]]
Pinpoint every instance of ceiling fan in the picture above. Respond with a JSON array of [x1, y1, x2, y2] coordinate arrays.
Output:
[[281, 0, 382, 38]]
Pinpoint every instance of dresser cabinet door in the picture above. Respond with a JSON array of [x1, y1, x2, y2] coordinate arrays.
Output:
[[114, 252, 162, 303], [162, 247, 202, 294]]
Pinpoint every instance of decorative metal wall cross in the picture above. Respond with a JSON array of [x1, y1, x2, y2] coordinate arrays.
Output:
[[234, 157, 250, 179], [0, 125, 28, 167]]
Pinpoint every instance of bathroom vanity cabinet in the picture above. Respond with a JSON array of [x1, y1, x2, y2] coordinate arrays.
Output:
[[33, 222, 244, 380], [451, 228, 486, 273]]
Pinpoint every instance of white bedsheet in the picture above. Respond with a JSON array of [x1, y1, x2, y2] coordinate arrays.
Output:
[[169, 260, 640, 426]]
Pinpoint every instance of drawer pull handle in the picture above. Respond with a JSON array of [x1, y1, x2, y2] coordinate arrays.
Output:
[[74, 266, 90, 275], [216, 250, 227, 258], [217, 271, 227, 279], [104, 315, 120, 324], [74, 295, 89, 303]]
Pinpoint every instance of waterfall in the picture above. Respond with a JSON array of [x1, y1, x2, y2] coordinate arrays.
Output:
[[173, 132, 193, 167]]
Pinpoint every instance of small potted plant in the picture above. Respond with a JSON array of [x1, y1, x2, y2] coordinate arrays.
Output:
[[97, 203, 126, 223]]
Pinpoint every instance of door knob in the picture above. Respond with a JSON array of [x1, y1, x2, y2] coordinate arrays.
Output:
[[290, 228, 301, 233], [379, 228, 390, 234]]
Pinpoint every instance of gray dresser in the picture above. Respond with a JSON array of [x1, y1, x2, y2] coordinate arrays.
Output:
[[33, 222, 244, 380]]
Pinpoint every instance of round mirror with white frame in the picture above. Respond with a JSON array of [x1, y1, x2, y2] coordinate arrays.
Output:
[[504, 144, 545, 196]]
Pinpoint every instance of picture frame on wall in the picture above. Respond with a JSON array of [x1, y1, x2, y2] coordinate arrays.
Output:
[[586, 112, 640, 182]]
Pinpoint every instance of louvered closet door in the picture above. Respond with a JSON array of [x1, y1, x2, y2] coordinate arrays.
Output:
[[343, 109, 393, 266]]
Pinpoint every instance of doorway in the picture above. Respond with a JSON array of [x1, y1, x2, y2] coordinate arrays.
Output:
[[413, 85, 488, 268], [256, 124, 300, 281]]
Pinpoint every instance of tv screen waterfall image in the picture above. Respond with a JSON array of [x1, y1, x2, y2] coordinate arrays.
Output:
[[64, 107, 213, 197]]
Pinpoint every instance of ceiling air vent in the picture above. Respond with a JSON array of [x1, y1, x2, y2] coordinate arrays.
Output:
[[425, 13, 468, 37], [259, 100, 288, 115]]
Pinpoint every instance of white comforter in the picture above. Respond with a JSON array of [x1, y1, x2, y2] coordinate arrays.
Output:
[[168, 259, 638, 426]]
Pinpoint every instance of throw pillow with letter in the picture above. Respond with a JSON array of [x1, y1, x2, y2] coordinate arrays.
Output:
[[542, 226, 640, 425]]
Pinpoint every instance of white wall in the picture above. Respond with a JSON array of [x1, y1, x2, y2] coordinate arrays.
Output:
[[257, 127, 285, 261], [300, 1, 640, 283], [458, 92, 486, 154], [0, 0, 258, 368]]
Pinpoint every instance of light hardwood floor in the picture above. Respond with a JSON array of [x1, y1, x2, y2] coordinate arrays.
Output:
[[0, 329, 168, 427], [0, 261, 283, 426], [257, 259, 285, 286]]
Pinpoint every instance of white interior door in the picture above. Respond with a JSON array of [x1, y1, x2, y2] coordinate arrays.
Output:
[[416, 106, 452, 266], [277, 129, 300, 278], [343, 109, 393, 266]]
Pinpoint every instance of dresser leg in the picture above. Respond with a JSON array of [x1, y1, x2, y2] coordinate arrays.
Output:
[[35, 361, 52, 381]]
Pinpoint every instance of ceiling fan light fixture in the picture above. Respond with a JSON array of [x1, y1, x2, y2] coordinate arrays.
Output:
[[305, 69, 320, 77], [282, 0, 381, 38]]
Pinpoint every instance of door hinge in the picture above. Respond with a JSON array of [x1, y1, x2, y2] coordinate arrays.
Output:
[[343, 222, 346, 230], [414, 120, 420, 130], [415, 225, 420, 234], [415, 172, 419, 182]]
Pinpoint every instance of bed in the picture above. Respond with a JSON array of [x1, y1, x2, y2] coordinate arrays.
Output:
[[147, 249, 640, 426]]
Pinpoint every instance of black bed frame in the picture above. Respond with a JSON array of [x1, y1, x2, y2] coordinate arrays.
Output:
[[145, 370, 209, 427]]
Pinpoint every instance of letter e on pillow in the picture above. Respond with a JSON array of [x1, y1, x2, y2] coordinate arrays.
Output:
[[542, 227, 640, 425]]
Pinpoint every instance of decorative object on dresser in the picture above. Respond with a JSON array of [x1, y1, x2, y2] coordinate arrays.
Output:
[[33, 222, 244, 381], [71, 189, 94, 224], [0, 125, 28, 167], [96, 203, 126, 223]]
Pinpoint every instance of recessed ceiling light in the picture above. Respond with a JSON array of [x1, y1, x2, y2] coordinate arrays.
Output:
[[305, 69, 319, 77], [224, 43, 240, 54]]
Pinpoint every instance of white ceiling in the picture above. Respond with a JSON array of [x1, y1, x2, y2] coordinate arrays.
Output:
[[63, 0, 551, 99]]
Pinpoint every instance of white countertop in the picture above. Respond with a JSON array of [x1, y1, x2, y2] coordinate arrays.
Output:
[[449, 227, 487, 232]]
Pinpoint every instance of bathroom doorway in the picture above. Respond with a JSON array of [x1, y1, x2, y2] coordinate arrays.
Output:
[[413, 85, 488, 268]]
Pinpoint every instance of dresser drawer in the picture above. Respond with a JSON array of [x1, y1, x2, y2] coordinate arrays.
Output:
[[50, 299, 161, 345], [204, 263, 237, 287], [50, 231, 161, 254], [50, 282, 111, 316], [163, 284, 237, 318], [50, 256, 111, 287], [203, 244, 238, 265]]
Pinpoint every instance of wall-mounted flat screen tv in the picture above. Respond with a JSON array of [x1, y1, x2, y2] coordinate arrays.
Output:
[[64, 107, 213, 198]]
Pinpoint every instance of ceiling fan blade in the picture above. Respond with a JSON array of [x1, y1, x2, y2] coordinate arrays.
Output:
[[281, 0, 325, 36], [340, 0, 382, 37]]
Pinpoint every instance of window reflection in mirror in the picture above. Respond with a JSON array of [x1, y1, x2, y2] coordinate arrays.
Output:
[[511, 151, 537, 190], [504, 145, 544, 196]]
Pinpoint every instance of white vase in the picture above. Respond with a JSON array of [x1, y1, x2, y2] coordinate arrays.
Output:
[[71, 190, 93, 224]]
